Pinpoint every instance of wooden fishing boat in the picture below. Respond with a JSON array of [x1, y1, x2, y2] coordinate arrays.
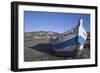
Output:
[[50, 18, 87, 58]]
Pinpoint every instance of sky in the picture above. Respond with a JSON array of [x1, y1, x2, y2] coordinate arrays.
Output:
[[24, 11, 90, 33]]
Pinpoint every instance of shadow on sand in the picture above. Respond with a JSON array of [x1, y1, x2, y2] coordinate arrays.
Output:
[[29, 43, 57, 56]]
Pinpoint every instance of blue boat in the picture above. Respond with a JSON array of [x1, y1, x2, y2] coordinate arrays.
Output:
[[50, 18, 87, 58]]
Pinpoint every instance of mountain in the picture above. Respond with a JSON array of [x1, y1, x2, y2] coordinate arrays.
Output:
[[25, 31, 59, 40], [25, 31, 90, 40]]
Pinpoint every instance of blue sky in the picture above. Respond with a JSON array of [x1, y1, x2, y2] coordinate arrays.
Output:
[[24, 11, 90, 33]]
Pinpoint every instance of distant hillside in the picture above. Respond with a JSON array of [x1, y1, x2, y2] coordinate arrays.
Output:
[[25, 31, 59, 39], [25, 31, 90, 40]]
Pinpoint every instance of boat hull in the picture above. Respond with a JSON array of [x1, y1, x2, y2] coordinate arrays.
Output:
[[50, 19, 87, 57], [51, 35, 86, 56]]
